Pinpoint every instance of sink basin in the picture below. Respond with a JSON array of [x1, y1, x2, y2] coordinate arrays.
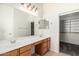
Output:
[[10, 40, 16, 44]]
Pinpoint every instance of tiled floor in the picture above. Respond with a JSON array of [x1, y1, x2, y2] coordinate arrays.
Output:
[[60, 42, 79, 56], [44, 51, 70, 56], [33, 51, 70, 56]]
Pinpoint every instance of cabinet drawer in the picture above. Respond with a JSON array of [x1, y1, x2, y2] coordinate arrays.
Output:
[[43, 39, 48, 43], [33, 41, 42, 46], [0, 49, 18, 56], [20, 50, 32, 56], [20, 45, 32, 53]]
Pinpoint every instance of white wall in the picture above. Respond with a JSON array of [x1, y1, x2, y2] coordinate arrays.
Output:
[[43, 3, 79, 53]]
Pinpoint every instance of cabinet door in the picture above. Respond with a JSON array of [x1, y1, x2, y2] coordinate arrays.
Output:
[[42, 39, 48, 48], [19, 45, 32, 56], [19, 45, 32, 54], [0, 49, 19, 56], [20, 50, 32, 56], [35, 39, 50, 55], [40, 47, 48, 55], [35, 46, 48, 56]]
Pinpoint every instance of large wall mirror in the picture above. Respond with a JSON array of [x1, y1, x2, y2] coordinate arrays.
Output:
[[0, 4, 38, 38]]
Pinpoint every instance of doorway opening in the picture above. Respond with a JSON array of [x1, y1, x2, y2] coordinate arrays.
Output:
[[59, 11, 79, 56]]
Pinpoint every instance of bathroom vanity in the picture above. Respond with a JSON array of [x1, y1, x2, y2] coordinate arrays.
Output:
[[0, 4, 50, 56], [0, 36, 50, 56]]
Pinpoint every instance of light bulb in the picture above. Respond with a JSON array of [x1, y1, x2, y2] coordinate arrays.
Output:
[[35, 7, 38, 12], [36, 10, 38, 14], [31, 5, 35, 11]]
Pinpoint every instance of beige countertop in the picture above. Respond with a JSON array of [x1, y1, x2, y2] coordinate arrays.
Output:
[[0, 35, 50, 54]]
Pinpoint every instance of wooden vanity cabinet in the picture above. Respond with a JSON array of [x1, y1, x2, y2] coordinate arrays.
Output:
[[19, 44, 32, 56], [0, 49, 19, 56], [20, 50, 32, 56], [0, 45, 32, 56], [0, 37, 50, 56], [35, 38, 50, 55]]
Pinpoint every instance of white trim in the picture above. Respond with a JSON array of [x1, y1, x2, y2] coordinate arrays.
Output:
[[59, 9, 79, 16]]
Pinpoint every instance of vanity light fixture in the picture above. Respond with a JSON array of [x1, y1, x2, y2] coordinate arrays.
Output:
[[27, 3, 31, 8], [35, 7, 38, 13], [35, 7, 38, 12], [20, 3, 38, 13], [20, 3, 38, 16], [31, 5, 35, 11], [28, 5, 32, 10], [24, 3, 28, 8]]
